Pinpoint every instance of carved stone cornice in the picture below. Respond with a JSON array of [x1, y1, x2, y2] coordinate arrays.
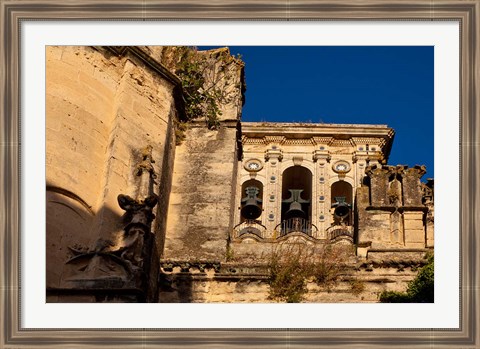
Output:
[[330, 138, 355, 147], [241, 122, 395, 161], [283, 138, 315, 146], [241, 136, 264, 145], [263, 136, 286, 145], [351, 137, 383, 146], [312, 136, 334, 145]]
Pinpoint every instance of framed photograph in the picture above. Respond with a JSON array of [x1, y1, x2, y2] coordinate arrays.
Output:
[[1, 1, 479, 348]]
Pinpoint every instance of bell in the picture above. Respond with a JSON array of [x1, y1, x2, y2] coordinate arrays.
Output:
[[334, 203, 350, 219], [332, 196, 351, 222], [241, 186, 262, 220], [241, 198, 262, 219], [285, 201, 307, 219], [283, 189, 309, 220]]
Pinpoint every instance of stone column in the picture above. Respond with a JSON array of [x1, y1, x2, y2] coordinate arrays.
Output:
[[313, 149, 331, 239], [365, 165, 390, 206], [265, 147, 283, 237], [402, 166, 426, 206]]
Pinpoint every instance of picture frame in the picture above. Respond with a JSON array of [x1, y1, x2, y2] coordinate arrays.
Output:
[[1, 0, 478, 348]]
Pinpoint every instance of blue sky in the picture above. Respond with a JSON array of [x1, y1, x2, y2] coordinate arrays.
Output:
[[200, 46, 434, 179]]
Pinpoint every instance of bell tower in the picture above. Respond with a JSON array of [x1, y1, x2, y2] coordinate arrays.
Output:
[[233, 122, 397, 249]]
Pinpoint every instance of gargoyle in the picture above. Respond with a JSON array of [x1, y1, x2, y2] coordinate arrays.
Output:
[[117, 194, 158, 227]]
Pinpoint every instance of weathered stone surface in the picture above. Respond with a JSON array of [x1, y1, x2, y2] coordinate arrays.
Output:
[[365, 165, 390, 206], [402, 166, 426, 206], [46, 46, 180, 300], [163, 126, 239, 261], [157, 264, 421, 303], [46, 46, 433, 303]]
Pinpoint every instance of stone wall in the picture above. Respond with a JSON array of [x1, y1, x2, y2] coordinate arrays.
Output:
[[46, 46, 182, 301], [46, 46, 433, 303], [157, 259, 424, 303], [357, 164, 433, 250], [163, 124, 240, 262], [163, 48, 245, 262]]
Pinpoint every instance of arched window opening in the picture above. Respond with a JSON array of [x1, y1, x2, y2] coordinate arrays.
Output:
[[278, 166, 313, 236], [331, 181, 353, 225], [240, 179, 263, 222]]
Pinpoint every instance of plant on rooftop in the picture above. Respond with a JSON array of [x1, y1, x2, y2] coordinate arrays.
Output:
[[162, 46, 243, 138]]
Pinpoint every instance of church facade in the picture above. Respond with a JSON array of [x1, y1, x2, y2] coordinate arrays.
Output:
[[46, 46, 434, 303]]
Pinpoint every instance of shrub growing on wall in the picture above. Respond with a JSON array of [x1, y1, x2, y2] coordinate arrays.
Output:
[[162, 46, 243, 132], [379, 253, 434, 303], [267, 243, 353, 303]]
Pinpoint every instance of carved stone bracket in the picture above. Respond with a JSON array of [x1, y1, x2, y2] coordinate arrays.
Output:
[[265, 148, 283, 162], [312, 149, 331, 162]]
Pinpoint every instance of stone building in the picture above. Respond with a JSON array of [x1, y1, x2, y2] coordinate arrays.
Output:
[[46, 46, 434, 303]]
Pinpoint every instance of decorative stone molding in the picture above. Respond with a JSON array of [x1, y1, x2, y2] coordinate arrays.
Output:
[[161, 260, 222, 274], [244, 158, 263, 172], [330, 138, 355, 147], [283, 138, 315, 146], [312, 136, 334, 145], [265, 148, 283, 162], [241, 136, 265, 145], [332, 160, 351, 174], [292, 156, 303, 166], [352, 150, 384, 163], [312, 149, 331, 162], [263, 135, 286, 145], [351, 137, 383, 146]]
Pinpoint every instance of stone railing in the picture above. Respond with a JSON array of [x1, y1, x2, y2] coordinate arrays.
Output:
[[275, 218, 318, 238], [327, 225, 354, 242], [233, 220, 267, 239]]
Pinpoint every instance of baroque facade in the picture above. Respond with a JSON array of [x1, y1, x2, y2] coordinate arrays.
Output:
[[46, 46, 434, 303]]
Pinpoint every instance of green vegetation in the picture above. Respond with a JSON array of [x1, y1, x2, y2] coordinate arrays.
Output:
[[379, 253, 434, 303], [162, 47, 243, 141]]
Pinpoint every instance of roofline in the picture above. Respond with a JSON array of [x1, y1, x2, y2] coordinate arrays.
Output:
[[240, 121, 395, 162], [242, 122, 393, 137]]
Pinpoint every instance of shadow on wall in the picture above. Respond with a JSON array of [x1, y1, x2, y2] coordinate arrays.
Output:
[[158, 271, 194, 303], [46, 183, 123, 289]]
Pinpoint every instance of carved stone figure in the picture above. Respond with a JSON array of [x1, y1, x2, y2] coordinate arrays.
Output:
[[65, 193, 158, 286], [116, 194, 158, 267], [118, 194, 157, 226]]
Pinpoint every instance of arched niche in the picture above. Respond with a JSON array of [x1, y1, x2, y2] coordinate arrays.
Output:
[[281, 166, 312, 222], [240, 179, 264, 221], [46, 186, 95, 288], [330, 181, 353, 225]]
